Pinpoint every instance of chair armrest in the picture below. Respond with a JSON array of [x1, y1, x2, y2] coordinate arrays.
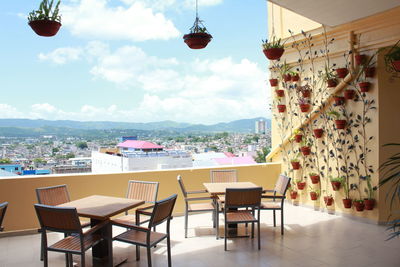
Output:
[[111, 219, 150, 232], [262, 189, 275, 193], [186, 197, 213, 201], [187, 189, 208, 194], [137, 204, 154, 213], [84, 220, 109, 236]]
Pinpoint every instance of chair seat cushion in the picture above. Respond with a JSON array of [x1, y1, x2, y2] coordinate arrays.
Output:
[[260, 202, 281, 209], [225, 211, 257, 223], [188, 202, 215, 212], [114, 229, 166, 247], [49, 233, 101, 253]]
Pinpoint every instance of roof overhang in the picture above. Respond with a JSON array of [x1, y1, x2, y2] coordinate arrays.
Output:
[[269, 0, 400, 26]]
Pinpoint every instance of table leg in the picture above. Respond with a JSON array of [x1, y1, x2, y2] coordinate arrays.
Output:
[[91, 219, 113, 267]]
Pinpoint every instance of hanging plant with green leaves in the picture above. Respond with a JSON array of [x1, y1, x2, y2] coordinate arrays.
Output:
[[183, 0, 212, 49], [28, 0, 62, 37]]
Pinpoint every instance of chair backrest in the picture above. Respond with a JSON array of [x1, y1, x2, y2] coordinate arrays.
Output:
[[210, 169, 238, 183], [177, 175, 188, 198], [36, 184, 70, 206], [225, 187, 262, 208], [149, 194, 177, 228], [274, 175, 291, 195], [0, 202, 8, 231], [34, 204, 82, 234], [126, 180, 159, 203]]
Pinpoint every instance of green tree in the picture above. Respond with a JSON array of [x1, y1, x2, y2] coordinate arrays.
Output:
[[33, 158, 47, 166], [0, 158, 12, 164], [65, 152, 75, 159], [254, 147, 271, 163], [76, 141, 88, 149], [52, 147, 59, 155]]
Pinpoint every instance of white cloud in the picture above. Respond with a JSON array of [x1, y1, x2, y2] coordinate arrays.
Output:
[[38, 47, 83, 64], [62, 0, 180, 41], [0, 104, 24, 118]]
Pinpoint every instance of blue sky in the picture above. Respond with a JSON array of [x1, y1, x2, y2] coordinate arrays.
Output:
[[0, 0, 269, 124]]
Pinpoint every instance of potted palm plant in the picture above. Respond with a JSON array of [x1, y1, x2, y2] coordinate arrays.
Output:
[[262, 36, 285, 60], [327, 110, 346, 129], [363, 175, 376, 210], [28, 0, 61, 37]]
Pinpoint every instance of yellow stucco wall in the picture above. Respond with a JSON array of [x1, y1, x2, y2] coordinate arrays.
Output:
[[268, 6, 400, 223], [0, 163, 281, 233]]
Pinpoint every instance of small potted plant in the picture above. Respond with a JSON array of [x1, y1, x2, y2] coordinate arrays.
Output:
[[358, 81, 371, 93], [297, 84, 311, 98], [296, 179, 306, 190], [313, 128, 323, 138], [291, 72, 300, 82], [279, 61, 292, 82], [384, 40, 400, 72], [363, 175, 376, 210], [335, 67, 349, 79], [353, 199, 365, 212], [344, 88, 356, 100], [289, 188, 298, 199], [333, 95, 345, 106], [309, 172, 320, 184], [327, 111, 346, 130], [299, 98, 310, 113], [269, 78, 279, 87], [276, 96, 286, 113], [291, 157, 301, 170], [355, 54, 366, 66], [293, 129, 303, 143], [330, 176, 344, 191], [28, 0, 62, 37], [321, 65, 338, 88], [309, 188, 319, 201], [324, 195, 334, 206], [275, 89, 285, 97], [183, 17, 212, 49], [262, 36, 285, 60]]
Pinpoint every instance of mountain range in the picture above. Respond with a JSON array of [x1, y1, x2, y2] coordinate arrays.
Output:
[[0, 118, 270, 137]]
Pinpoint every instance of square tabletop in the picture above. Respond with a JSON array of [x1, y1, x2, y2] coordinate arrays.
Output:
[[203, 182, 259, 195], [58, 195, 145, 220]]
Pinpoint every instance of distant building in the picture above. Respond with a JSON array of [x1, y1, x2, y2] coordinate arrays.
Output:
[[69, 157, 92, 167], [22, 169, 51, 175], [255, 120, 266, 134], [120, 136, 138, 142], [0, 164, 22, 175], [92, 140, 192, 173]]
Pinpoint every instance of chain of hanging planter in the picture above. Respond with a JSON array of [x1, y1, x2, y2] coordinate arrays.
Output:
[[183, 0, 213, 49], [262, 1, 285, 60]]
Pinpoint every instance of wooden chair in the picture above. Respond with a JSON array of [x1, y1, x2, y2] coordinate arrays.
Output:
[[224, 187, 262, 251], [0, 202, 8, 232], [177, 175, 216, 238], [112, 180, 159, 227], [260, 174, 291, 235], [34, 204, 107, 267], [113, 194, 177, 267], [36, 184, 90, 261], [210, 169, 238, 183]]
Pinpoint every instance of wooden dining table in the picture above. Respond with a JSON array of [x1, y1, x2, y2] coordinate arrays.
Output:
[[58, 195, 145, 267], [203, 182, 260, 238]]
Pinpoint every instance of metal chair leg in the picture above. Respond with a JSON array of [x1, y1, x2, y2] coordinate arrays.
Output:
[[167, 234, 172, 267], [136, 245, 140, 260], [147, 247, 152, 267], [281, 210, 284, 235], [184, 207, 188, 238], [273, 210, 276, 227], [81, 253, 85, 267], [258, 221, 261, 250], [224, 220, 228, 251], [216, 202, 219, 240]]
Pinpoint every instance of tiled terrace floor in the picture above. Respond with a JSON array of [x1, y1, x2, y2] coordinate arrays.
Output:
[[1, 203, 399, 267]]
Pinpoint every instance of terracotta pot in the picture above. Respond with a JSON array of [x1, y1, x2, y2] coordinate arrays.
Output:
[[292, 74, 300, 82], [353, 201, 365, 212], [336, 68, 349, 79], [290, 191, 298, 199], [365, 67, 375, 78], [355, 54, 366, 65], [29, 20, 62, 37], [300, 146, 311, 156], [343, 198, 352, 209], [335, 120, 346, 129], [263, 48, 284, 60], [183, 33, 212, 49], [291, 161, 301, 170], [331, 181, 342, 191], [324, 196, 334, 206], [310, 192, 318, 201], [310, 175, 320, 184], [277, 105, 286, 113], [359, 82, 371, 93], [276, 89, 284, 97], [283, 74, 292, 82], [302, 90, 311, 98], [344, 89, 356, 100], [294, 134, 303, 143], [313, 128, 323, 138], [333, 96, 345, 106], [327, 79, 337, 88], [364, 199, 375, 210], [299, 104, 310, 112], [269, 79, 279, 86], [392, 60, 400, 72], [296, 181, 306, 190]]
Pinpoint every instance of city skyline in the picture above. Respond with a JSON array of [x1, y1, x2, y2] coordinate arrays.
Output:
[[0, 0, 270, 124]]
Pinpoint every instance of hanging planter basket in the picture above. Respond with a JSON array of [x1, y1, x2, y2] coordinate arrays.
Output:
[[359, 82, 371, 92], [183, 3, 212, 50], [263, 48, 284, 60], [335, 68, 348, 79], [344, 89, 356, 100], [355, 54, 366, 65], [392, 60, 400, 72], [28, 0, 62, 37]]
